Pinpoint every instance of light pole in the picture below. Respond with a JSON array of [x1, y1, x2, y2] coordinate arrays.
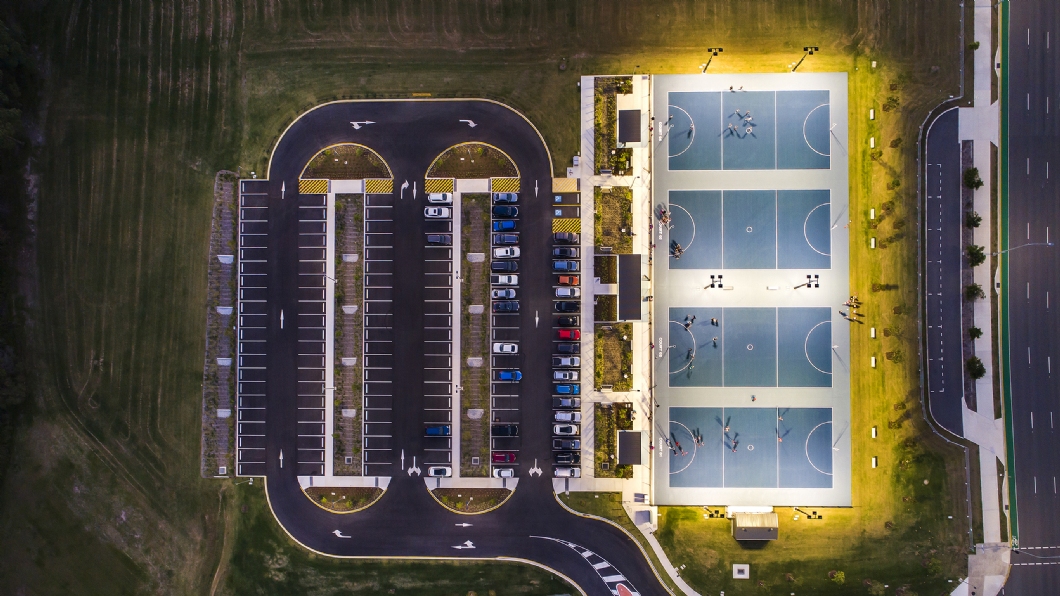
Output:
[[792, 46, 819, 72], [992, 242, 1054, 256], [702, 48, 723, 72]]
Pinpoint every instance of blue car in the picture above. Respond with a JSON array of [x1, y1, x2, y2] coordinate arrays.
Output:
[[497, 370, 523, 382], [425, 425, 451, 436], [492, 220, 517, 232], [555, 384, 580, 395], [552, 260, 580, 272]]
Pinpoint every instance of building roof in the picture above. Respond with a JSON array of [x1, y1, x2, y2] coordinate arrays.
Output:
[[732, 512, 779, 540], [618, 109, 642, 143], [617, 430, 642, 465]]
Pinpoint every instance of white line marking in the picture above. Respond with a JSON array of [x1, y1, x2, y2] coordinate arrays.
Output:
[[1027, 158, 1031, 175], [1028, 282, 1031, 299], [1029, 347, 1032, 364], [1034, 476, 1037, 494], [1031, 412, 1035, 429]]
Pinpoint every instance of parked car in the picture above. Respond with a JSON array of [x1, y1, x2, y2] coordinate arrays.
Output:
[[492, 451, 517, 463], [554, 411, 582, 423], [425, 425, 451, 436], [553, 438, 581, 450], [551, 356, 580, 367], [554, 301, 579, 313], [554, 467, 581, 478], [428, 193, 452, 204], [493, 192, 519, 203], [557, 329, 580, 340], [553, 424, 579, 436], [558, 275, 580, 286], [554, 452, 581, 465], [424, 206, 451, 218], [492, 300, 520, 313], [496, 370, 522, 382], [552, 396, 581, 408], [491, 288, 516, 299], [493, 247, 520, 259], [491, 261, 518, 273], [492, 424, 520, 437], [493, 343, 518, 354], [493, 467, 515, 478], [555, 287, 581, 298], [552, 247, 580, 258], [490, 274, 518, 285], [492, 205, 519, 218], [492, 233, 519, 245], [553, 370, 579, 381], [554, 232, 580, 244], [426, 234, 452, 245], [492, 220, 517, 232], [554, 388, 581, 399], [552, 260, 580, 272], [556, 343, 580, 354], [426, 466, 452, 477]]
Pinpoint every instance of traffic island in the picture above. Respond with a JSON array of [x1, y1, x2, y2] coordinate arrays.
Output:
[[429, 488, 513, 514], [427, 142, 517, 179], [303, 486, 384, 514]]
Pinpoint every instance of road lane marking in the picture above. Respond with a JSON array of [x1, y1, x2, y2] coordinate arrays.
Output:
[[1034, 476, 1037, 494], [1031, 412, 1034, 429], [1028, 283, 1031, 299], [1029, 347, 1032, 364]]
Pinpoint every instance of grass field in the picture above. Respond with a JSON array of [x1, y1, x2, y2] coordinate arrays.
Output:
[[2, 0, 970, 592]]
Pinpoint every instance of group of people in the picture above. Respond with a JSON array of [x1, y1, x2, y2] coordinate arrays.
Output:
[[840, 294, 863, 322], [725, 109, 756, 138]]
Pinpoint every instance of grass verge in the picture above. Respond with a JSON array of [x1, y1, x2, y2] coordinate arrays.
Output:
[[428, 143, 518, 179]]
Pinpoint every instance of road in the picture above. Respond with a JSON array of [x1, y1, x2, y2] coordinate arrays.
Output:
[[923, 107, 965, 438], [252, 100, 668, 596], [1003, 0, 1060, 592]]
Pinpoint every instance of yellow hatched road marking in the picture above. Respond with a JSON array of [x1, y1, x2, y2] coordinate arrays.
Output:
[[424, 178, 455, 193], [299, 179, 329, 194], [552, 218, 581, 234], [364, 179, 394, 194], [491, 177, 520, 193], [552, 178, 579, 193]]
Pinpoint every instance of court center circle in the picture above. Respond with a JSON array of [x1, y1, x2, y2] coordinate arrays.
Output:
[[746, 226, 753, 233], [747, 344, 753, 351], [747, 444, 754, 451]]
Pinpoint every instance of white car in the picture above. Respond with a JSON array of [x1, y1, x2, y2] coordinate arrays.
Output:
[[493, 467, 515, 478], [554, 467, 581, 478], [553, 370, 579, 381], [555, 287, 581, 298], [493, 247, 521, 259], [490, 275, 519, 286], [554, 411, 582, 423], [491, 288, 516, 299], [428, 193, 452, 204], [493, 342, 519, 354], [424, 207, 451, 219], [553, 424, 580, 436], [426, 466, 452, 477]]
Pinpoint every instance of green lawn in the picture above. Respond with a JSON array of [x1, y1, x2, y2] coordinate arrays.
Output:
[[2, 0, 970, 592]]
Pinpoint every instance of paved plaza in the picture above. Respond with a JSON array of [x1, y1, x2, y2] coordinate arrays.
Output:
[[652, 73, 851, 506]]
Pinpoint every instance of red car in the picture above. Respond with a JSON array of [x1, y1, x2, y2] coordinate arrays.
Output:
[[557, 329, 581, 341], [492, 451, 517, 464], [558, 275, 580, 286]]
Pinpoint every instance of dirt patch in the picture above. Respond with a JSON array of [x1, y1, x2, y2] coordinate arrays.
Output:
[[302, 144, 390, 179], [431, 488, 512, 513], [428, 143, 518, 179], [304, 487, 383, 513]]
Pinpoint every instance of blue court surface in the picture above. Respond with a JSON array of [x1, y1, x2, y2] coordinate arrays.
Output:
[[668, 190, 831, 270], [668, 406, 833, 488], [667, 90, 830, 171], [669, 307, 832, 388]]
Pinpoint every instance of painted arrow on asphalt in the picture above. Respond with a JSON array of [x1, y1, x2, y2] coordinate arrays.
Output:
[[350, 120, 375, 130], [412, 181, 417, 200], [333, 530, 351, 539], [400, 180, 409, 198], [459, 119, 477, 128], [408, 456, 421, 476], [535, 311, 539, 327], [455, 523, 473, 528], [279, 450, 284, 469], [452, 540, 476, 549], [529, 459, 543, 477], [281, 181, 286, 200], [535, 179, 539, 197]]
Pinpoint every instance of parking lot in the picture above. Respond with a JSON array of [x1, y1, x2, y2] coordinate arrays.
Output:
[[362, 194, 396, 472]]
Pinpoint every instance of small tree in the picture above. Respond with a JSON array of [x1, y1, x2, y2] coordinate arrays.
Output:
[[965, 211, 982, 228], [965, 283, 986, 301], [970, 326, 983, 339], [967, 245, 986, 267], [967, 356, 987, 379], [969, 41, 981, 50], [867, 580, 887, 596], [829, 570, 845, 585], [964, 167, 984, 190]]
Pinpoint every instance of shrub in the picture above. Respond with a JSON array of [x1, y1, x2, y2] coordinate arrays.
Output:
[[829, 570, 845, 585], [967, 357, 987, 380], [889, 137, 903, 148], [964, 283, 985, 301], [964, 167, 984, 190], [969, 41, 981, 50], [967, 245, 986, 267], [970, 326, 983, 339], [867, 580, 887, 595], [965, 211, 982, 228]]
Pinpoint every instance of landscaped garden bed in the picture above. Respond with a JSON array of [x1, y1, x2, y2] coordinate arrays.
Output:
[[593, 76, 634, 175], [460, 193, 492, 477], [428, 142, 517, 179], [594, 295, 617, 322], [593, 403, 634, 479], [594, 323, 632, 391], [302, 144, 390, 179], [334, 193, 364, 475], [594, 186, 633, 253], [304, 486, 383, 513], [431, 488, 512, 513]]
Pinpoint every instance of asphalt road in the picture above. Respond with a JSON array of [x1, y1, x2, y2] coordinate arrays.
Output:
[[1003, 0, 1060, 592], [923, 107, 965, 438], [253, 100, 668, 596]]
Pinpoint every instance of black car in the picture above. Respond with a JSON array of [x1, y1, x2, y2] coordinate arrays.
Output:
[[492, 233, 519, 245], [554, 232, 580, 244], [492, 205, 519, 218], [552, 247, 580, 258], [556, 316, 580, 327], [556, 343, 580, 354], [553, 438, 580, 450], [492, 424, 520, 437], [426, 234, 452, 245], [554, 452, 581, 465], [491, 261, 519, 273], [554, 301, 580, 313], [492, 300, 520, 313]]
